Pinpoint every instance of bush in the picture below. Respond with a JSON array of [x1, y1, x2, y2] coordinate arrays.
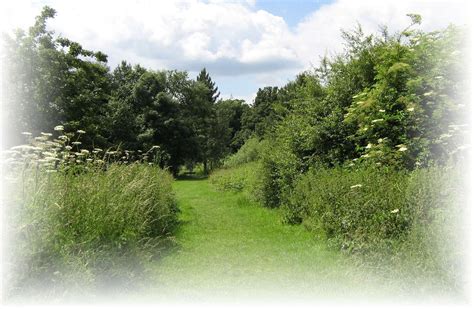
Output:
[[4, 163, 178, 295], [209, 161, 264, 202], [222, 137, 265, 168], [284, 165, 410, 253], [283, 164, 465, 285]]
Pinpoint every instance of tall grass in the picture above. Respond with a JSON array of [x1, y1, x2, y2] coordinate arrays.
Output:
[[1, 130, 178, 298]]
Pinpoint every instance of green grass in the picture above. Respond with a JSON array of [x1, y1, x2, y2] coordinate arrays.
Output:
[[140, 177, 460, 304]]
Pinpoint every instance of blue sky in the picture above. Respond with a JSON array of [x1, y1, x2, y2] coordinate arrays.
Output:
[[255, 0, 333, 28], [1, 0, 469, 103]]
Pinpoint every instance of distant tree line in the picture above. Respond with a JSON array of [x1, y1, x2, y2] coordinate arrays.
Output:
[[2, 6, 256, 174]]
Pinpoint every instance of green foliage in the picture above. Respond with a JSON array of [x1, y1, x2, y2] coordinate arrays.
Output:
[[210, 161, 264, 203], [282, 164, 465, 287], [5, 163, 177, 294], [284, 166, 410, 251], [222, 136, 265, 168]]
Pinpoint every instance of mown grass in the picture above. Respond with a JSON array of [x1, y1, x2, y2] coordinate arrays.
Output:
[[142, 177, 464, 304], [208, 162, 469, 302]]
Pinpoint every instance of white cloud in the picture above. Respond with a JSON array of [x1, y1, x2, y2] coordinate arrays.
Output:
[[293, 0, 470, 67], [1, 0, 470, 103]]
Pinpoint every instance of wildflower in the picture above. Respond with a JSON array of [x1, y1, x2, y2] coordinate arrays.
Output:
[[86, 158, 93, 162], [58, 135, 68, 140], [21, 132, 32, 136], [72, 141, 81, 145], [362, 127, 368, 131], [77, 130, 86, 134], [93, 148, 103, 152], [407, 107, 415, 112], [65, 146, 73, 151], [390, 209, 399, 214], [377, 138, 384, 143], [75, 152, 83, 156], [371, 119, 384, 123], [106, 151, 117, 155], [379, 109, 385, 112], [365, 143, 373, 149], [152, 145, 160, 149], [41, 132, 53, 137], [398, 146, 408, 152], [80, 149, 90, 155], [75, 160, 82, 164], [361, 154, 370, 158], [350, 184, 363, 189], [54, 125, 64, 131]]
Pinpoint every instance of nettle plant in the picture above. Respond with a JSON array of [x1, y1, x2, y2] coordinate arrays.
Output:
[[343, 16, 469, 169]]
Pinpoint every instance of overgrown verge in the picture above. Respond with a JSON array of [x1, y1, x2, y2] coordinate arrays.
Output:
[[210, 136, 467, 292], [1, 131, 179, 298]]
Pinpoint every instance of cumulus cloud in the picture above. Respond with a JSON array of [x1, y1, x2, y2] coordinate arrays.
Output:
[[0, 0, 470, 102]]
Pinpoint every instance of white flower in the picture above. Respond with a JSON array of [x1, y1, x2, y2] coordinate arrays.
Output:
[[398, 146, 408, 152], [379, 109, 385, 112], [58, 135, 68, 140], [93, 148, 103, 152], [54, 125, 64, 131], [407, 107, 415, 112], [366, 143, 373, 149], [65, 146, 73, 150], [72, 141, 81, 145], [77, 130, 86, 134], [80, 149, 90, 155], [390, 209, 399, 214], [41, 132, 53, 137], [350, 184, 363, 189], [21, 132, 32, 136]]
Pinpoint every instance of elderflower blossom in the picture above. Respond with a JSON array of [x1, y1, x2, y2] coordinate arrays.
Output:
[[54, 125, 64, 131]]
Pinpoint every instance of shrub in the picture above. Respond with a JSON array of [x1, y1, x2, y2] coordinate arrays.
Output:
[[209, 161, 264, 202], [222, 137, 266, 168], [284, 165, 410, 253]]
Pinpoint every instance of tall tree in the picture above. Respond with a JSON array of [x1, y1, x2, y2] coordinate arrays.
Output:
[[196, 68, 220, 103]]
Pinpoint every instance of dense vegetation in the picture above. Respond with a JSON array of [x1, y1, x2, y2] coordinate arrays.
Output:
[[2, 129, 178, 296], [210, 14, 469, 289], [1, 6, 251, 174], [1, 6, 470, 299]]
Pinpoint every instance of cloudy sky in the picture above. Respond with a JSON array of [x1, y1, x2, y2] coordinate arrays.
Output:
[[1, 0, 470, 103]]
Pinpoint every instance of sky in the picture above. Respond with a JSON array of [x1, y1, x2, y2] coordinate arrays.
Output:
[[0, 0, 471, 104]]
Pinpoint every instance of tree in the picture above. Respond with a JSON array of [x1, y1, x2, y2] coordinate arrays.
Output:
[[196, 68, 220, 103]]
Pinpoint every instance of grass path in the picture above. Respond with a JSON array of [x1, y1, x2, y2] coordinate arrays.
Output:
[[144, 177, 390, 303]]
